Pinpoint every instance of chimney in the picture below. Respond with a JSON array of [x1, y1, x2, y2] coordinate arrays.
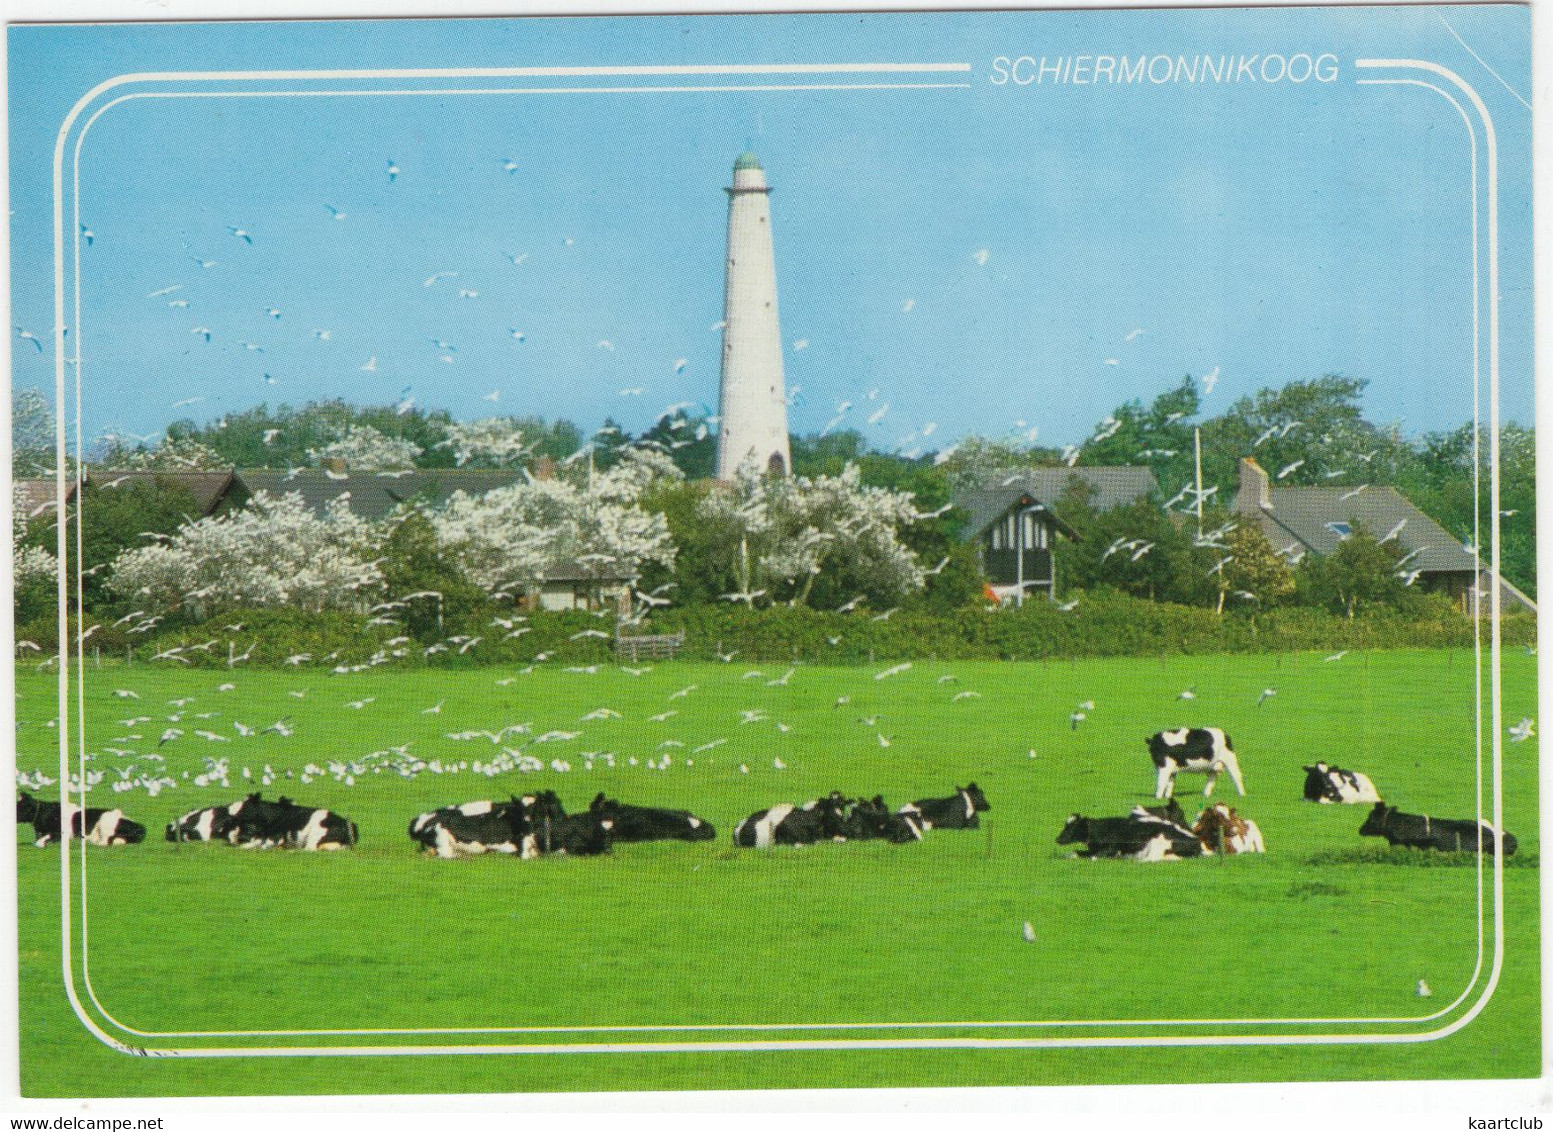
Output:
[[1238, 457, 1272, 512], [532, 455, 556, 481], [321, 456, 347, 475]]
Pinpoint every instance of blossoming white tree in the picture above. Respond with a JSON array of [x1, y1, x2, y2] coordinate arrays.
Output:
[[308, 424, 422, 471], [434, 417, 531, 468], [433, 447, 679, 596], [107, 491, 383, 614], [696, 460, 925, 605], [12, 484, 59, 592]]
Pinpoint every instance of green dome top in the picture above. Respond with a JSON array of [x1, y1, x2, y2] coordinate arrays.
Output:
[[733, 151, 762, 172]]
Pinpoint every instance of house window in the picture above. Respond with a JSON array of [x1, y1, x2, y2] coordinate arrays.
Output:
[[990, 521, 1006, 551], [1326, 522, 1352, 539], [1023, 513, 1049, 550]]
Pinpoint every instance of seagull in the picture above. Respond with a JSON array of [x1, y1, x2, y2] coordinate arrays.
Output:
[[504, 252, 529, 266], [387, 159, 400, 181], [423, 271, 456, 288], [1416, 980, 1432, 998], [1508, 717, 1535, 743], [361, 356, 377, 372], [973, 248, 990, 266], [1324, 650, 1349, 662], [1022, 921, 1036, 942], [324, 204, 347, 220], [1125, 328, 1146, 341], [1257, 688, 1277, 706], [227, 226, 253, 244], [1339, 485, 1368, 502], [1277, 459, 1305, 479], [1177, 688, 1196, 701], [1381, 519, 1407, 543], [1201, 367, 1220, 394], [1069, 711, 1087, 730]]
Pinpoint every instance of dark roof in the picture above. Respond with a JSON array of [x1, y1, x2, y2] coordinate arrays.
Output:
[[89, 470, 234, 516], [228, 468, 527, 521], [1233, 484, 1478, 574], [955, 466, 1159, 537]]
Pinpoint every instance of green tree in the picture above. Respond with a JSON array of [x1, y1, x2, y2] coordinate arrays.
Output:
[[375, 508, 488, 641], [12, 388, 55, 476], [28, 477, 200, 612], [1216, 523, 1296, 614], [1296, 526, 1406, 618]]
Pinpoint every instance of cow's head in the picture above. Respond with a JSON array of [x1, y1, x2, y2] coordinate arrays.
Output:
[[16, 792, 38, 823], [1055, 814, 1088, 845], [962, 783, 991, 812], [1357, 802, 1391, 838]]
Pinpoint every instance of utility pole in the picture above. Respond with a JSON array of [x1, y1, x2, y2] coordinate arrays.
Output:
[[1194, 427, 1204, 540]]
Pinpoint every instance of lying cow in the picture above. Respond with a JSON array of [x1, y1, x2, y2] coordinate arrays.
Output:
[[411, 792, 612, 858], [844, 796, 924, 843], [17, 792, 146, 847], [898, 783, 990, 830], [410, 798, 533, 858], [1358, 802, 1516, 857], [734, 793, 850, 848], [166, 802, 240, 843], [1192, 803, 1265, 854], [1148, 727, 1245, 799], [221, 793, 358, 850], [1056, 806, 1206, 861], [1303, 763, 1381, 804], [587, 793, 716, 842]]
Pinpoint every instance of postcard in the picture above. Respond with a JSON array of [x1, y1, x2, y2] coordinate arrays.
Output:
[[7, 3, 1538, 1103]]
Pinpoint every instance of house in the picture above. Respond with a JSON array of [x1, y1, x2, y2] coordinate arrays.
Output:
[[1231, 457, 1535, 614], [955, 466, 1159, 603], [88, 469, 235, 516], [524, 565, 638, 615], [218, 465, 529, 521]]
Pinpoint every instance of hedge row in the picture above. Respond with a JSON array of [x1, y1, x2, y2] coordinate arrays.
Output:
[[59, 593, 1538, 670]]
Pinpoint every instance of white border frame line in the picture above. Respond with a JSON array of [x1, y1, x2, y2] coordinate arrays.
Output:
[[47, 56, 1507, 1057]]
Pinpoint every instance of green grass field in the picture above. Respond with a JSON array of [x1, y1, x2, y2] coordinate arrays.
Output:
[[15, 648, 1540, 1096]]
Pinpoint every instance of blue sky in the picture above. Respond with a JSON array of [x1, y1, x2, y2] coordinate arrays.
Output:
[[7, 7, 1534, 456]]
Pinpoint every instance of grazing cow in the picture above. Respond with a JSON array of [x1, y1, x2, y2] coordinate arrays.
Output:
[[221, 793, 357, 850], [734, 793, 851, 848], [1055, 807, 1206, 861], [1303, 763, 1381, 804], [17, 792, 146, 847], [843, 796, 924, 843], [1358, 803, 1516, 857], [898, 783, 990, 830], [1192, 803, 1265, 854], [1147, 727, 1245, 799], [587, 793, 716, 842]]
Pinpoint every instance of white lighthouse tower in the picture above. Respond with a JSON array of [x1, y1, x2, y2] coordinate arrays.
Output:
[[714, 152, 792, 480]]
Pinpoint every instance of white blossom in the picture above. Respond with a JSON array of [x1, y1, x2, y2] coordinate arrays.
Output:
[[435, 418, 530, 468], [12, 484, 58, 589], [309, 425, 422, 471], [696, 460, 924, 604], [107, 491, 383, 614], [114, 435, 226, 471], [433, 465, 675, 595]]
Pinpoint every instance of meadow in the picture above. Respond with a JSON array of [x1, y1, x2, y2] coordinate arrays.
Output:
[[14, 647, 1540, 1096]]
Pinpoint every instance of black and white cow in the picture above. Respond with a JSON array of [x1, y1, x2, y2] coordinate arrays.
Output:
[[410, 792, 612, 858], [733, 793, 850, 847], [1055, 806, 1206, 861], [409, 798, 533, 858], [587, 793, 716, 842], [166, 802, 242, 843], [898, 783, 990, 830], [17, 792, 146, 847], [1302, 763, 1382, 804], [1147, 727, 1245, 799], [1358, 803, 1516, 857], [221, 793, 358, 850], [842, 795, 924, 843]]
